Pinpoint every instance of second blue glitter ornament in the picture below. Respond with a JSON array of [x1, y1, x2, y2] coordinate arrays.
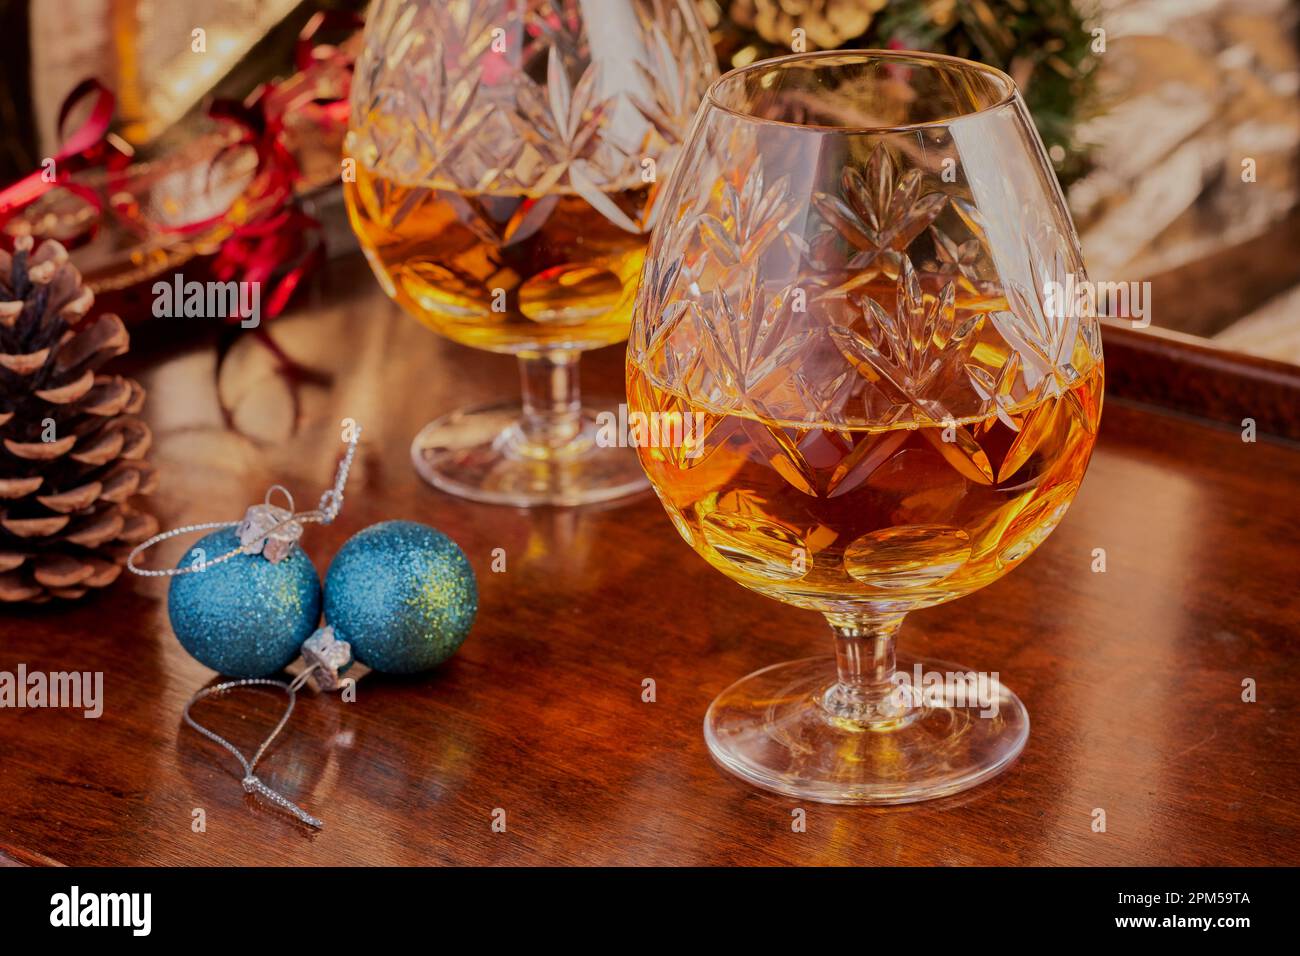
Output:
[[324, 520, 477, 674]]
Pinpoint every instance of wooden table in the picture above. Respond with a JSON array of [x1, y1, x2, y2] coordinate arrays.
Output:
[[2, 255, 1298, 866]]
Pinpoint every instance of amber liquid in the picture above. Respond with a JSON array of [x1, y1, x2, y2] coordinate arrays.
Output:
[[628, 341, 1102, 615], [344, 161, 651, 353]]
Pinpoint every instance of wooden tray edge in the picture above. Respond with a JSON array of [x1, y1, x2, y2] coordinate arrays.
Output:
[[1101, 318, 1300, 440]]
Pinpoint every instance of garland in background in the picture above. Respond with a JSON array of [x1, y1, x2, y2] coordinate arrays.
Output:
[[700, 0, 1098, 182]]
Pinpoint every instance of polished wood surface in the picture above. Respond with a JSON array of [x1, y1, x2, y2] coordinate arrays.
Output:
[[1, 255, 1298, 866]]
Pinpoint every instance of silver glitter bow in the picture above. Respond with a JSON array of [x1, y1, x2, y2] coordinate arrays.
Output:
[[126, 425, 361, 577], [236, 487, 304, 564], [301, 625, 353, 691]]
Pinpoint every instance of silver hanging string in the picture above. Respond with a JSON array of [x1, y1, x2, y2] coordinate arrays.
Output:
[[136, 425, 362, 829], [183, 667, 324, 828], [127, 425, 361, 577]]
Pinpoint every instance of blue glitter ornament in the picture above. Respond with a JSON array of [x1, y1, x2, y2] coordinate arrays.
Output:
[[168, 528, 322, 678], [324, 520, 477, 674]]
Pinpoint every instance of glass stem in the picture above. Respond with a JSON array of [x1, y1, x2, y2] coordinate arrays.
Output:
[[821, 611, 915, 727], [516, 351, 584, 452]]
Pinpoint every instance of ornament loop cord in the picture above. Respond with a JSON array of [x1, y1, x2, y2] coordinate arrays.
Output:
[[265, 484, 295, 512], [183, 671, 323, 829], [126, 425, 361, 577]]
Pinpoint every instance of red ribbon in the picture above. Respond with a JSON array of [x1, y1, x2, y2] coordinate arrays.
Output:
[[0, 11, 360, 322], [295, 9, 363, 75], [198, 9, 360, 322], [210, 205, 324, 322], [0, 79, 133, 233]]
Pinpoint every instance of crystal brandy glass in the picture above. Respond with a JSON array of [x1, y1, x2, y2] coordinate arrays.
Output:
[[627, 51, 1104, 803], [344, 0, 716, 506]]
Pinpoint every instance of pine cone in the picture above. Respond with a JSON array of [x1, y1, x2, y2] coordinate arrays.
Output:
[[0, 235, 158, 603]]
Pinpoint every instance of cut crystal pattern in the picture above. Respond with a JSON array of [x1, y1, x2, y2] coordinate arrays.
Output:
[[697, 274, 818, 416], [633, 138, 1103, 435], [830, 256, 978, 423], [349, 0, 716, 231], [989, 211, 1100, 432], [696, 162, 800, 269], [811, 146, 948, 270]]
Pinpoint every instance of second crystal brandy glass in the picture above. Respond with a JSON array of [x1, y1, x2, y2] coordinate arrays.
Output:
[[344, 0, 716, 506], [628, 51, 1104, 803]]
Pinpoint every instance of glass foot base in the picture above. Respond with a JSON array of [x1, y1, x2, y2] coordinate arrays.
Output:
[[705, 654, 1028, 805], [411, 399, 649, 507]]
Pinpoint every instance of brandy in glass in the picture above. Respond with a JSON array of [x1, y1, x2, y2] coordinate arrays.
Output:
[[628, 51, 1104, 803], [345, 0, 716, 505]]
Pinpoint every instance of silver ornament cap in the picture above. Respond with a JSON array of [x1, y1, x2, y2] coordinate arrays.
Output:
[[237, 499, 303, 564], [301, 625, 353, 691]]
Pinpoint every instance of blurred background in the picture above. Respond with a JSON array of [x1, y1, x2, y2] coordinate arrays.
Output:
[[0, 0, 1296, 358]]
